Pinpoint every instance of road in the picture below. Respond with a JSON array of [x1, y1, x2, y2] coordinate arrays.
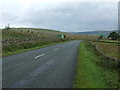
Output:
[[3, 40, 81, 88]]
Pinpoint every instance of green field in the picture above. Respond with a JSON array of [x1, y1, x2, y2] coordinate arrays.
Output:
[[74, 41, 118, 88]]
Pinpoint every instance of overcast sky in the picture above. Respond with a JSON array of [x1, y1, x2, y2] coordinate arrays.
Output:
[[0, 0, 118, 32]]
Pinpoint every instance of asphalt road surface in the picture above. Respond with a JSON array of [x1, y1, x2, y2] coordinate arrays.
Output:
[[3, 40, 81, 88]]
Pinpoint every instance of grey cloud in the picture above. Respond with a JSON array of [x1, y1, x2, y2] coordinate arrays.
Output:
[[0, 2, 118, 32]]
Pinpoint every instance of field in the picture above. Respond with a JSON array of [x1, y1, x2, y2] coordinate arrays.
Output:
[[99, 40, 120, 43], [2, 28, 97, 56], [92, 40, 119, 59], [74, 41, 118, 88]]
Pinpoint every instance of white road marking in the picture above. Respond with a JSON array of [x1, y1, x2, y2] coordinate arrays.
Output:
[[17, 63, 24, 66], [35, 54, 45, 59], [54, 48, 59, 51]]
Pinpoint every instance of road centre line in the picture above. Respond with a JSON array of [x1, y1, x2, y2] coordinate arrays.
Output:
[[35, 54, 45, 59], [54, 48, 59, 51]]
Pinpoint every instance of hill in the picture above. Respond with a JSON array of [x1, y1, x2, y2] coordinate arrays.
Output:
[[70, 30, 118, 37], [2, 27, 98, 56], [2, 28, 98, 40]]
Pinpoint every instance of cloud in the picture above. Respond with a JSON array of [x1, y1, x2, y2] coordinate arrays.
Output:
[[0, 0, 118, 32]]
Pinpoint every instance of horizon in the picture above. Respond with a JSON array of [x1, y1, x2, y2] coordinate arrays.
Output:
[[1, 26, 118, 33]]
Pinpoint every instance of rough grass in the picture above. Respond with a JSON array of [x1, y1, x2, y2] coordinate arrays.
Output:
[[2, 41, 68, 57], [2, 29, 66, 55], [2, 28, 98, 57], [2, 39, 66, 56], [74, 41, 118, 88], [2, 28, 98, 40], [2, 29, 56, 39], [2, 28, 97, 56]]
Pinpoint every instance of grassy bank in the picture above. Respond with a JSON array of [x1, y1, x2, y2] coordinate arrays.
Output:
[[2, 40, 69, 57], [74, 41, 118, 88]]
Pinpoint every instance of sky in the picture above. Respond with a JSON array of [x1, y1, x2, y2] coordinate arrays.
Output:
[[0, 0, 118, 32]]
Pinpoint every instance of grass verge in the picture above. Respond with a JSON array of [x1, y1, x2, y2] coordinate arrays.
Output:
[[2, 40, 69, 57], [74, 41, 118, 88]]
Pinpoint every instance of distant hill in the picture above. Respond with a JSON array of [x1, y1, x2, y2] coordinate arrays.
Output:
[[70, 30, 118, 37]]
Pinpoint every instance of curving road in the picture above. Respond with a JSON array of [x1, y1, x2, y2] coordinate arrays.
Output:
[[3, 40, 81, 88]]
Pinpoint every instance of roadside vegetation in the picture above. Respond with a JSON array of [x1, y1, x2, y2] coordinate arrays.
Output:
[[2, 29, 66, 56], [2, 27, 97, 56], [74, 41, 118, 88]]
